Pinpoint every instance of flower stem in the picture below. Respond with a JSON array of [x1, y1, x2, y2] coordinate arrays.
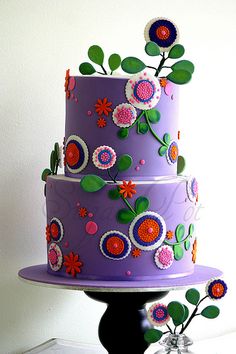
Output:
[[101, 65, 107, 75], [155, 52, 167, 77], [130, 111, 145, 129], [144, 112, 168, 147], [164, 234, 190, 247], [96, 71, 106, 75], [180, 296, 208, 334], [146, 65, 158, 71], [166, 324, 173, 334]]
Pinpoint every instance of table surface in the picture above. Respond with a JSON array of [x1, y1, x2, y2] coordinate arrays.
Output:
[[24, 332, 236, 354]]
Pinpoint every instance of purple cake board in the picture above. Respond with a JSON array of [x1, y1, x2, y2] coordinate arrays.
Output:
[[18, 264, 223, 292]]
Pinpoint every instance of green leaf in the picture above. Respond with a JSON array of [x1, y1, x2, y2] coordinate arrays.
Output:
[[135, 196, 150, 214], [168, 44, 185, 59], [201, 306, 220, 319], [146, 109, 161, 124], [175, 224, 185, 242], [168, 301, 185, 324], [50, 150, 57, 174], [189, 224, 195, 236], [138, 122, 149, 134], [117, 128, 129, 139], [79, 62, 96, 75], [174, 245, 184, 260], [108, 53, 121, 71], [121, 57, 146, 74], [186, 288, 200, 305], [144, 329, 163, 344], [183, 305, 189, 323], [80, 175, 106, 192], [184, 239, 191, 251], [163, 133, 171, 145], [108, 188, 121, 200], [117, 154, 133, 172], [171, 60, 195, 74], [158, 146, 168, 156], [41, 168, 51, 182], [177, 155, 186, 174], [88, 45, 104, 65], [54, 142, 60, 160], [167, 70, 192, 85], [117, 209, 135, 224], [145, 41, 161, 56]]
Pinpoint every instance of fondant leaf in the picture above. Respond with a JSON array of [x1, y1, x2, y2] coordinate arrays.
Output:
[[108, 188, 121, 200], [50, 150, 57, 174], [163, 133, 171, 145], [168, 301, 185, 324], [117, 128, 129, 139], [183, 304, 189, 323], [121, 57, 146, 74], [158, 146, 168, 156], [135, 196, 150, 214], [201, 306, 220, 319], [117, 209, 135, 224], [108, 53, 121, 71], [185, 288, 200, 305], [174, 245, 184, 260], [80, 175, 106, 192], [117, 154, 133, 172], [167, 70, 192, 85], [41, 168, 51, 182], [79, 62, 96, 75], [177, 155, 186, 174], [189, 224, 195, 236], [138, 122, 149, 134], [145, 41, 161, 56], [146, 109, 161, 124], [144, 328, 163, 344], [54, 142, 60, 160], [175, 224, 185, 242], [171, 60, 195, 74], [184, 239, 191, 251], [168, 44, 185, 59], [88, 45, 104, 65]]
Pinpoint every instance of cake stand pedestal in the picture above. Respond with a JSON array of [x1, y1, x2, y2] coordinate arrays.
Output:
[[18, 265, 222, 354]]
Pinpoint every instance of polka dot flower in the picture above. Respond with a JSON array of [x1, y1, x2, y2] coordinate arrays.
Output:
[[154, 245, 174, 270], [166, 141, 179, 165], [92, 145, 116, 170], [48, 243, 63, 272], [100, 230, 131, 260], [129, 211, 166, 251], [147, 303, 170, 327], [187, 176, 199, 202], [112, 103, 137, 128], [144, 17, 179, 52], [65, 135, 89, 174], [125, 72, 161, 110], [206, 279, 227, 300]]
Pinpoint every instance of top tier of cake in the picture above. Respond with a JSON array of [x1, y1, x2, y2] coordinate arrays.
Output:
[[64, 73, 179, 181]]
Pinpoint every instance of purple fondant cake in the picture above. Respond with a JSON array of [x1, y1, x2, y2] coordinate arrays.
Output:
[[42, 17, 198, 282]]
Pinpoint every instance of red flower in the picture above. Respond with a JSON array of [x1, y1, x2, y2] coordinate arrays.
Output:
[[132, 248, 142, 258], [166, 230, 174, 240], [95, 98, 112, 116], [119, 180, 136, 198], [192, 239, 197, 264], [46, 224, 51, 243], [97, 117, 107, 128], [64, 69, 70, 99], [79, 207, 88, 218], [63, 252, 83, 277]]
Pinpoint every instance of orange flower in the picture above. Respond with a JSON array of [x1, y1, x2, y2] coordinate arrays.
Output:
[[166, 230, 174, 240], [79, 207, 88, 218], [160, 78, 168, 88], [63, 252, 83, 277], [64, 69, 70, 98], [119, 180, 136, 198], [45, 224, 51, 243], [132, 248, 142, 258], [97, 117, 107, 128], [192, 239, 197, 263], [95, 98, 112, 116]]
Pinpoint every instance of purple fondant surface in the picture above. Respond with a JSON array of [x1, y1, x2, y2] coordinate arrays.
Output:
[[65, 76, 179, 180], [46, 175, 197, 281]]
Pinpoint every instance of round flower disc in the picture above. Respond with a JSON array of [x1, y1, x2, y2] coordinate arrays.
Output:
[[166, 140, 179, 165], [206, 279, 228, 300], [129, 211, 166, 251], [65, 135, 89, 174], [112, 103, 137, 128], [144, 17, 179, 52], [49, 217, 64, 242], [147, 303, 170, 327], [154, 245, 174, 269], [100, 230, 131, 260], [187, 176, 198, 202], [125, 73, 161, 110], [48, 243, 63, 271], [92, 145, 117, 170]]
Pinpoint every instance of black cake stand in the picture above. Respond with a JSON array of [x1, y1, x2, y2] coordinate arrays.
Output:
[[18, 264, 222, 354]]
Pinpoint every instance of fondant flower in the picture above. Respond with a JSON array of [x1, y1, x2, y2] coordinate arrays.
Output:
[[112, 103, 137, 128], [147, 303, 170, 327], [119, 180, 137, 198], [125, 72, 161, 110], [206, 279, 228, 300], [97, 117, 107, 128], [49, 217, 64, 243], [92, 145, 116, 170], [48, 243, 63, 272], [63, 251, 83, 277], [64, 69, 76, 99], [192, 239, 197, 263], [46, 224, 51, 243], [95, 98, 112, 116], [79, 207, 88, 218], [154, 245, 174, 269], [144, 18, 179, 52], [160, 78, 168, 87], [187, 176, 199, 202], [166, 230, 174, 240], [65, 135, 89, 174], [100, 231, 131, 260], [129, 211, 166, 251], [166, 141, 179, 165], [132, 248, 142, 258]]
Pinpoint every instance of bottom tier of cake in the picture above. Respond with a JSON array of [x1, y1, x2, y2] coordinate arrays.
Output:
[[45, 175, 198, 281]]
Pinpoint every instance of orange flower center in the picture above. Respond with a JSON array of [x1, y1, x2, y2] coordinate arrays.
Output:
[[156, 26, 170, 40], [66, 143, 80, 166], [138, 219, 160, 242], [212, 283, 224, 297], [106, 236, 124, 255], [50, 223, 59, 238], [170, 145, 178, 160]]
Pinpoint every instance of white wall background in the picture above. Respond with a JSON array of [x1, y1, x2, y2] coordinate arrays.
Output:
[[0, 0, 235, 353]]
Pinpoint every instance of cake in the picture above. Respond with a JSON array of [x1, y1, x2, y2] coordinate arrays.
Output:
[[42, 18, 198, 281]]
